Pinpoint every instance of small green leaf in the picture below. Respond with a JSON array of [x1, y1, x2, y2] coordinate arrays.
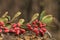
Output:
[[21, 25, 27, 29], [18, 19, 25, 25], [6, 16, 11, 21], [41, 15, 53, 24], [0, 18, 8, 23], [40, 10, 46, 20], [5, 23, 11, 29], [30, 13, 39, 23]]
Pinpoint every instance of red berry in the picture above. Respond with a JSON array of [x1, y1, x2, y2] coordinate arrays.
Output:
[[39, 29, 43, 33], [39, 22, 46, 27], [17, 23, 21, 27], [15, 30, 20, 35], [39, 22, 43, 28], [33, 28, 39, 32], [0, 26, 3, 28], [26, 23, 33, 30], [0, 29, 2, 33], [9, 29, 15, 32], [35, 19, 38, 23], [0, 21, 4, 26], [28, 27, 33, 30], [39, 22, 46, 28], [20, 29, 26, 34], [14, 27, 20, 35], [33, 25, 38, 28], [39, 29, 44, 36], [4, 27, 8, 30], [32, 21, 36, 25], [12, 23, 17, 28], [14, 27, 20, 30], [26, 23, 31, 27], [4, 27, 9, 33], [4, 29, 9, 33], [33, 28, 39, 36], [28, 26, 33, 30], [41, 28, 46, 32]]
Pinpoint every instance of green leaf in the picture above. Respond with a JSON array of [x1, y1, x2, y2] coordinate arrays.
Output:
[[18, 19, 25, 25], [40, 10, 46, 20], [41, 15, 53, 24], [0, 18, 8, 23], [5, 23, 11, 29], [21, 25, 27, 29], [30, 13, 39, 23], [6, 16, 11, 21]]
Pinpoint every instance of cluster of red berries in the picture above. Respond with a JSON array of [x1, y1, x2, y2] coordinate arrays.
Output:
[[0, 21, 26, 35], [0, 19, 47, 36], [0, 21, 9, 33], [9, 23, 26, 35], [26, 19, 46, 36]]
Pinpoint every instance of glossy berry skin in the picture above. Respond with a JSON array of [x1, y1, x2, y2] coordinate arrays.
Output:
[[39, 29, 44, 36], [3, 27, 9, 33], [0, 21, 4, 26], [15, 30, 20, 35], [0, 29, 2, 33], [9, 29, 15, 33], [35, 19, 39, 23], [27, 26, 33, 30], [41, 28, 46, 32], [13, 27, 20, 35], [33, 25, 38, 28], [39, 22, 46, 28], [39, 22, 43, 28], [0, 26, 4, 29], [26, 23, 33, 30], [12, 23, 17, 28], [33, 28, 39, 36], [14, 27, 20, 30], [28, 26, 33, 30], [20, 29, 26, 34], [17, 23, 21, 27], [4, 29, 9, 33], [4, 27, 8, 30], [32, 21, 36, 25], [26, 23, 31, 27]]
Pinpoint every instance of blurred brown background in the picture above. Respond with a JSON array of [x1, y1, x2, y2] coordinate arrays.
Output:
[[0, 0, 60, 40]]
